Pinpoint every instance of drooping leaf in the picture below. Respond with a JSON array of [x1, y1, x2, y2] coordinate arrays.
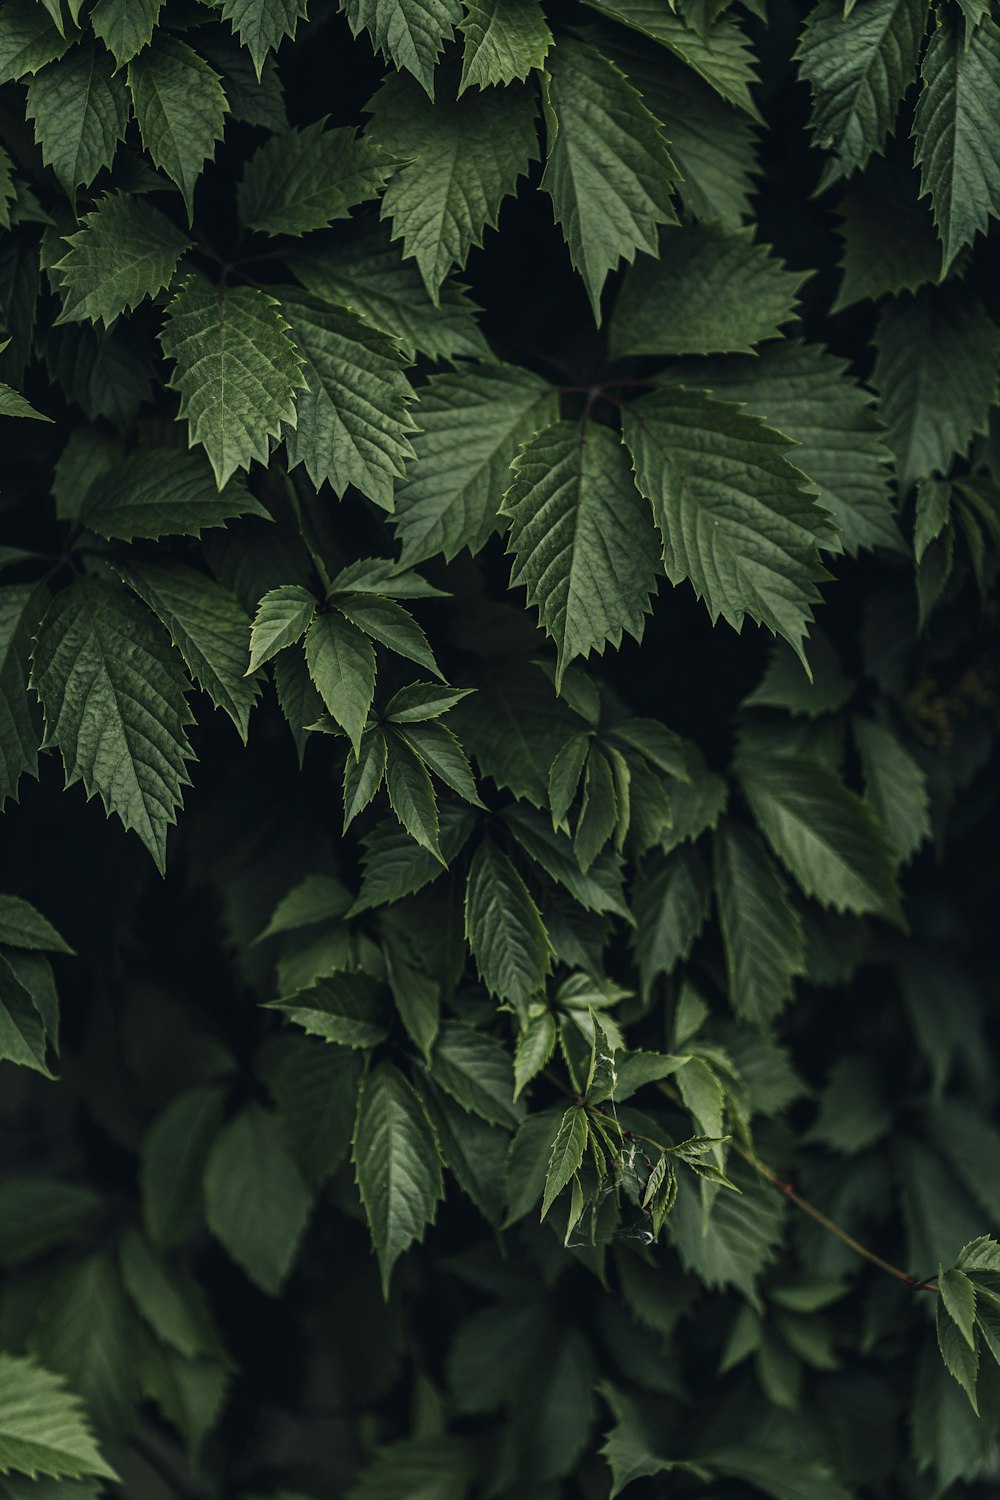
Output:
[[342, 0, 462, 95], [218, 0, 308, 76], [541, 1104, 588, 1218], [464, 838, 552, 1006], [267, 973, 389, 1048], [304, 611, 376, 756], [27, 40, 130, 194]]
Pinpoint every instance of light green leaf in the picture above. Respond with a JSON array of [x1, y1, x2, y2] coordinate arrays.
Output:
[[0, 584, 45, 810], [353, 1060, 443, 1295], [623, 385, 831, 661], [368, 70, 539, 301], [609, 222, 804, 360], [82, 448, 269, 541], [239, 120, 394, 237], [430, 1021, 522, 1126], [795, 0, 929, 182], [713, 822, 806, 1027], [268, 973, 389, 1048], [304, 611, 376, 756], [913, 10, 1000, 273], [27, 40, 129, 194], [247, 585, 317, 673], [502, 419, 660, 688], [632, 845, 711, 1000], [0, 1355, 116, 1483], [342, 0, 462, 95], [141, 1084, 228, 1249], [161, 276, 306, 488], [871, 283, 1000, 493], [117, 558, 260, 741], [392, 364, 557, 565], [541, 37, 678, 320], [541, 1104, 588, 1218], [278, 290, 416, 507], [53, 192, 190, 328], [458, 0, 551, 90], [30, 579, 195, 873], [204, 1104, 313, 1295], [0, 896, 72, 954], [90, 0, 162, 67], [853, 716, 930, 866], [219, 0, 307, 76], [385, 733, 441, 857], [738, 752, 903, 922], [464, 837, 552, 1005], [127, 37, 229, 221]]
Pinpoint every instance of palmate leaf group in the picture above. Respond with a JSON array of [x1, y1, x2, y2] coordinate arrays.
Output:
[[1, 0, 1000, 1493]]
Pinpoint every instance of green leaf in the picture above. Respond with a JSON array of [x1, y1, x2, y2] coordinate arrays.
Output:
[[337, 597, 439, 677], [344, 1436, 473, 1500], [82, 448, 269, 541], [0, 0, 72, 83], [394, 721, 482, 804], [669, 1161, 783, 1303], [502, 420, 659, 689], [623, 386, 831, 661], [738, 753, 903, 922], [0, 951, 52, 1076], [117, 559, 261, 742], [304, 611, 376, 755], [674, 340, 902, 557], [458, 0, 551, 91], [351, 801, 475, 911], [29, 1254, 138, 1436], [141, 1084, 228, 1248], [278, 291, 417, 507], [53, 192, 190, 328], [27, 40, 130, 194], [454, 663, 581, 807], [743, 631, 853, 718], [795, 0, 929, 182], [247, 585, 317, 673], [632, 845, 711, 1000], [936, 1297, 979, 1411], [609, 222, 804, 360], [161, 276, 306, 488], [119, 1229, 218, 1360], [263, 1036, 365, 1185], [574, 747, 619, 871], [913, 10, 1000, 273], [239, 120, 393, 237], [127, 37, 229, 220], [30, 579, 196, 873], [940, 1266, 978, 1349], [218, 0, 307, 76], [514, 1010, 557, 1099], [464, 838, 552, 1005], [0, 895, 72, 954], [0, 1179, 100, 1268], [0, 1355, 116, 1483], [540, 38, 678, 320], [430, 1021, 521, 1126], [385, 733, 442, 857], [344, 726, 388, 829], [368, 71, 538, 301], [541, 1104, 588, 1218], [0, 383, 49, 421], [384, 682, 473, 721], [871, 282, 1000, 493], [342, 0, 462, 95], [0, 584, 45, 809], [600, 1385, 689, 1498], [90, 0, 162, 67], [204, 1104, 313, 1296], [713, 822, 806, 1027], [833, 153, 940, 309], [353, 1060, 443, 1295], [268, 973, 389, 1047], [853, 717, 930, 865]]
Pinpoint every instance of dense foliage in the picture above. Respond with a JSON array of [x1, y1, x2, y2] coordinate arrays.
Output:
[[1, 0, 1000, 1493]]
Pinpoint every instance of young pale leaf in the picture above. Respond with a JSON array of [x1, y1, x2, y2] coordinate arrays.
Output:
[[913, 11, 1000, 273], [305, 612, 376, 756], [219, 0, 307, 76], [247, 585, 317, 673], [0, 896, 72, 954], [871, 283, 1000, 493], [239, 120, 393, 237], [0, 953, 52, 1077], [0, 584, 45, 810], [27, 41, 129, 193], [31, 579, 196, 874], [127, 37, 229, 220], [90, 0, 162, 66], [623, 386, 831, 662], [502, 420, 659, 689], [541, 1105, 588, 1218], [160, 276, 307, 489], [609, 223, 804, 360], [342, 0, 462, 96], [368, 71, 538, 301], [117, 559, 261, 742], [268, 974, 389, 1048], [540, 38, 679, 320], [464, 838, 552, 1005], [632, 845, 712, 1000], [853, 717, 930, 865], [430, 1021, 522, 1127], [394, 721, 483, 805], [738, 753, 903, 923], [353, 1061, 443, 1295], [385, 733, 442, 858], [458, 0, 551, 91], [82, 448, 269, 541], [54, 193, 191, 328], [0, 1354, 117, 1482], [204, 1105, 313, 1296], [713, 822, 806, 1028], [278, 291, 417, 507], [392, 365, 558, 565], [795, 0, 928, 182]]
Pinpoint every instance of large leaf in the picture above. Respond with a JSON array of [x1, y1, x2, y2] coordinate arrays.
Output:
[[540, 37, 678, 320], [160, 276, 306, 488], [82, 448, 269, 541], [622, 385, 832, 662], [464, 838, 552, 1006], [0, 1355, 116, 1482], [913, 10, 1000, 273], [501, 419, 660, 687], [353, 1061, 443, 1294], [391, 365, 558, 564], [54, 192, 191, 328], [367, 70, 539, 301], [341, 0, 462, 95], [239, 120, 394, 237], [127, 36, 229, 220], [30, 579, 195, 873], [713, 822, 806, 1027], [26, 40, 129, 193]]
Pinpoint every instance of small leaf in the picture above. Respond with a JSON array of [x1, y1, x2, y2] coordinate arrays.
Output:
[[464, 838, 552, 1005], [541, 1105, 588, 1218], [247, 585, 316, 673], [127, 37, 229, 221], [0, 1353, 117, 1482]]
